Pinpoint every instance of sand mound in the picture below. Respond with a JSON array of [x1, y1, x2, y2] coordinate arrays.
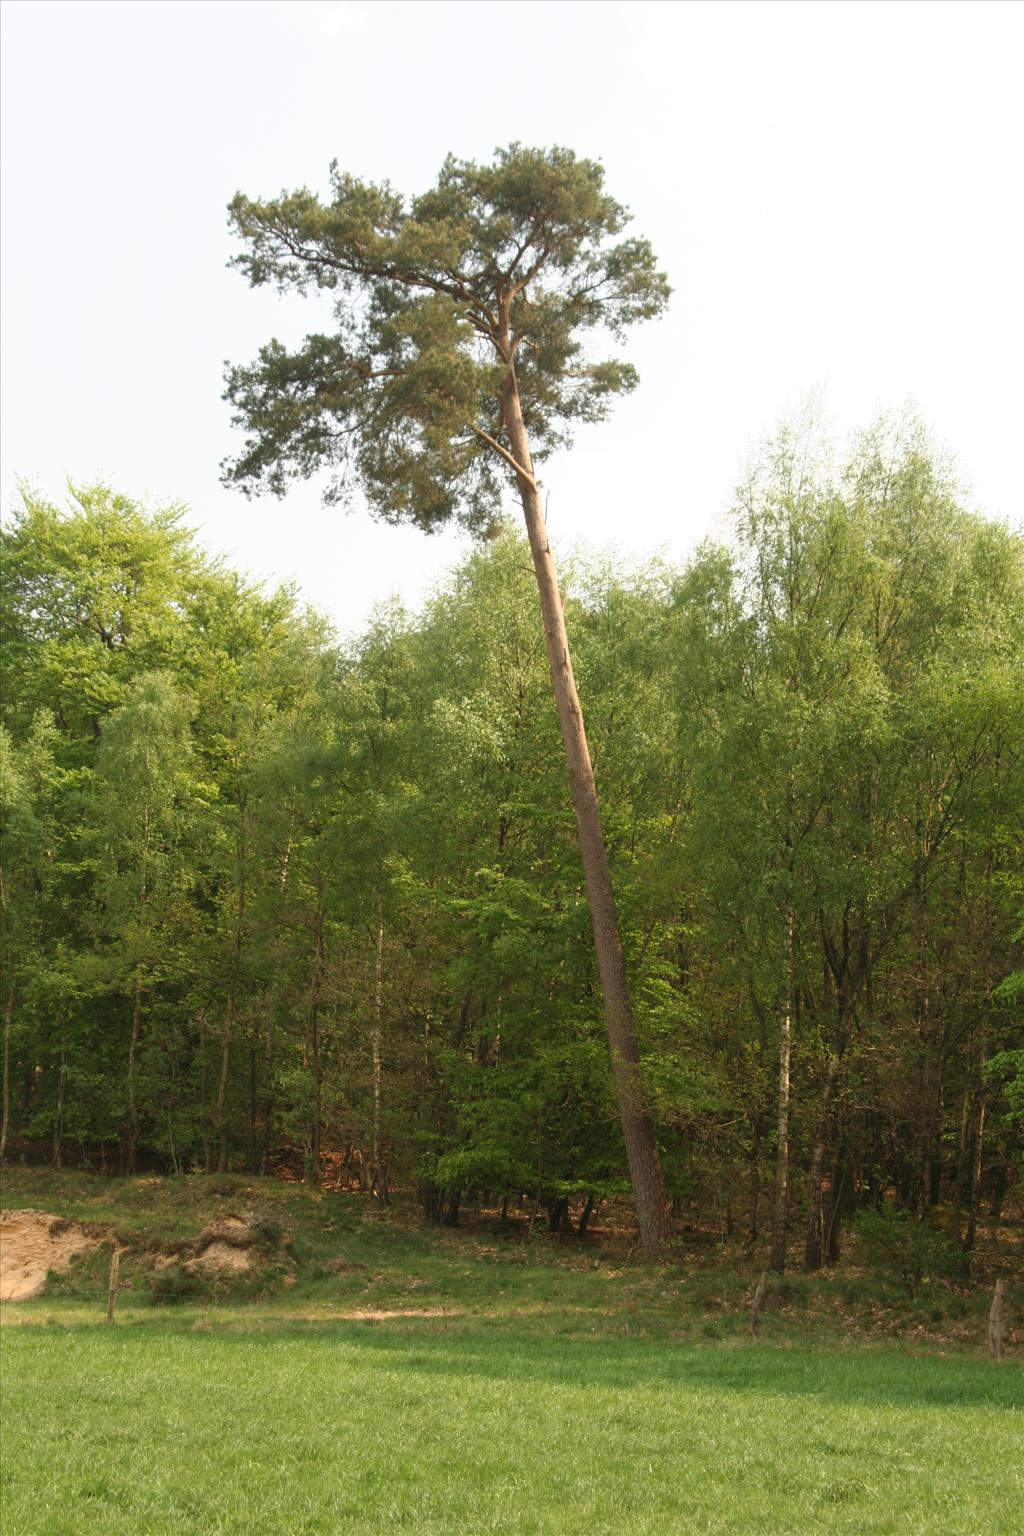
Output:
[[0, 1210, 101, 1301], [1, 1208, 273, 1297], [183, 1214, 256, 1276], [193, 1215, 253, 1252], [189, 1240, 252, 1275]]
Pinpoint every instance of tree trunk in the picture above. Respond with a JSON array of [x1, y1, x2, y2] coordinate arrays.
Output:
[[248, 1044, 258, 1175], [259, 1007, 275, 1177], [746, 1121, 761, 1256], [303, 871, 326, 1184], [547, 1195, 569, 1233], [963, 1098, 987, 1266], [500, 373, 672, 1260], [443, 1188, 461, 1227], [824, 1129, 854, 1264], [127, 974, 141, 1175], [371, 915, 386, 1201], [803, 1050, 843, 1271], [770, 986, 792, 1272], [197, 1012, 211, 1174], [0, 983, 13, 1165], [215, 851, 246, 1174], [215, 990, 234, 1174], [53, 1017, 67, 1171], [166, 1106, 179, 1177]]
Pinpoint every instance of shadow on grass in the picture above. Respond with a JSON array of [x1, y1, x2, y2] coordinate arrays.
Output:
[[29, 1316, 1024, 1412], [313, 1326, 1024, 1411]]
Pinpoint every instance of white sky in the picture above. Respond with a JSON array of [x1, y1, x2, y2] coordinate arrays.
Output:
[[2, 0, 1021, 636]]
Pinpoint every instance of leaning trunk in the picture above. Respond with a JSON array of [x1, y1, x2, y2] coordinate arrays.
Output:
[[501, 374, 672, 1259]]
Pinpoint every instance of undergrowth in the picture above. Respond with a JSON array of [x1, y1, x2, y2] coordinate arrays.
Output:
[[1, 1167, 1020, 1354]]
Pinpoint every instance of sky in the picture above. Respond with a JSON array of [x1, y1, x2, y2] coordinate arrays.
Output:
[[2, 0, 1021, 636]]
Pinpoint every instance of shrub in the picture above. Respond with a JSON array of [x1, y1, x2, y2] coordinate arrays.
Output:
[[147, 1266, 204, 1306], [853, 1204, 959, 1296], [248, 1217, 285, 1249]]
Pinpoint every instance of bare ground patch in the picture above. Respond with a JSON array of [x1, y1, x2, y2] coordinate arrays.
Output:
[[185, 1216, 256, 1277], [0, 1210, 106, 1301]]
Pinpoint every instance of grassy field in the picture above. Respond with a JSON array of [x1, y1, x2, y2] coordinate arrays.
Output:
[[3, 1322, 1021, 1535], [1, 1170, 1021, 1534]]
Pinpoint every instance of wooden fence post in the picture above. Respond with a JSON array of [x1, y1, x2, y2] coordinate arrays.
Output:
[[751, 1271, 768, 1339], [106, 1248, 120, 1325], [989, 1278, 1006, 1360]]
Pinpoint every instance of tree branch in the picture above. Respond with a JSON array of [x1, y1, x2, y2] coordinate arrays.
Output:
[[469, 426, 537, 489]]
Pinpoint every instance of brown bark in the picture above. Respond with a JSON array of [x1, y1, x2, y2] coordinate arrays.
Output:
[[499, 367, 672, 1259]]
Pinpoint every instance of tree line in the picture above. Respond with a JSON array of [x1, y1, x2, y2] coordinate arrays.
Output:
[[2, 419, 1021, 1273]]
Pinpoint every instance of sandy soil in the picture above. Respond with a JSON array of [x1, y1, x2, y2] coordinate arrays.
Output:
[[186, 1215, 254, 1276], [0, 1209, 263, 1301], [189, 1239, 252, 1275], [341, 1307, 452, 1320], [0, 1210, 101, 1301]]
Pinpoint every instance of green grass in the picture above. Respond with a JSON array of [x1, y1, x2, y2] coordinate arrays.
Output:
[[2, 1322, 1021, 1535], [2, 1170, 1022, 1533]]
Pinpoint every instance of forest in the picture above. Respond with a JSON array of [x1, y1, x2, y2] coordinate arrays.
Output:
[[5, 14, 1024, 1536], [2, 420, 1021, 1276]]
